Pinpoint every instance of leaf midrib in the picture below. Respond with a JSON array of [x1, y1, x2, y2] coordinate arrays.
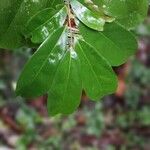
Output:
[[78, 41, 102, 92], [62, 53, 71, 104]]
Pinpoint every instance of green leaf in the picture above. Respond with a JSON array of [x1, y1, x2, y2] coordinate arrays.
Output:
[[70, 0, 106, 31], [92, 0, 149, 29], [0, 0, 51, 49], [75, 39, 117, 100], [16, 27, 68, 97], [48, 49, 82, 115], [25, 6, 67, 44], [79, 22, 138, 66]]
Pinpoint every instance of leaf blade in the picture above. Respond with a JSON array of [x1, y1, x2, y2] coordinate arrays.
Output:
[[70, 0, 105, 31], [25, 6, 67, 43], [48, 49, 82, 115], [79, 22, 137, 66], [16, 27, 67, 97], [75, 39, 118, 100]]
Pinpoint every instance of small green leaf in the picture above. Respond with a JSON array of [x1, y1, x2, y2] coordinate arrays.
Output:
[[25, 6, 67, 43], [70, 0, 105, 31], [75, 39, 118, 100], [79, 22, 138, 66]]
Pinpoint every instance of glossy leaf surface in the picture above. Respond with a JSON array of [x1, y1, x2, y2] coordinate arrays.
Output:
[[48, 50, 82, 115], [17, 27, 83, 115], [16, 27, 67, 97], [25, 6, 67, 43], [75, 40, 117, 100], [79, 22, 137, 66], [71, 0, 105, 31]]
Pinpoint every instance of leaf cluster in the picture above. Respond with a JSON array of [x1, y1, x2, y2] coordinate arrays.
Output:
[[0, 0, 148, 115]]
